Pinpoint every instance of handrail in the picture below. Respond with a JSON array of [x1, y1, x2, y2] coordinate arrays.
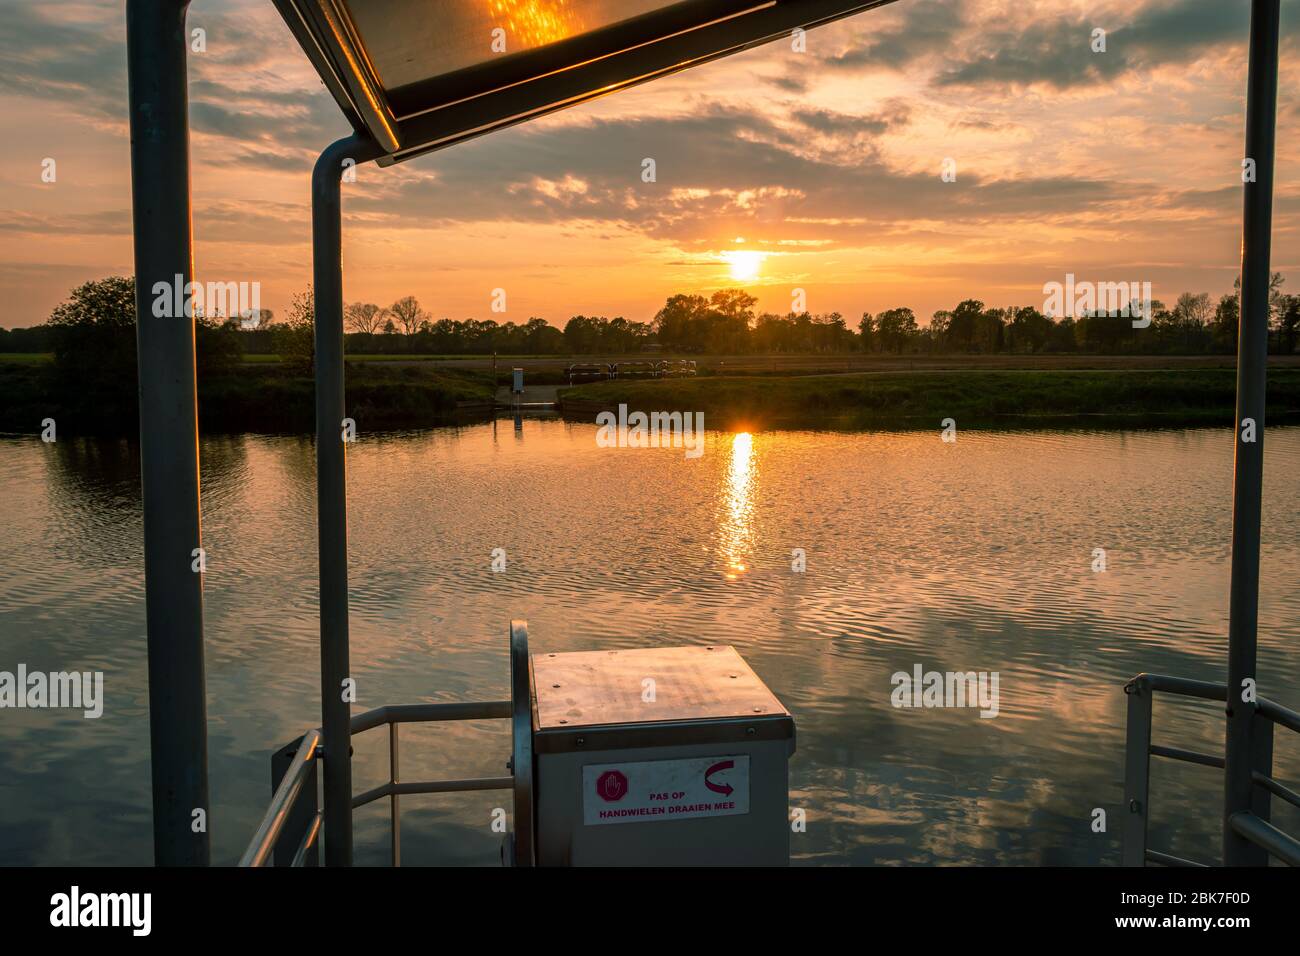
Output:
[[1258, 697, 1300, 734], [353, 776, 513, 808], [239, 729, 321, 867], [241, 701, 513, 867], [291, 812, 322, 868], [351, 700, 511, 734], [1252, 771, 1300, 811], [1126, 672, 1299, 729], [1229, 811, 1300, 867], [1124, 672, 1299, 867], [1124, 672, 1225, 701], [1145, 849, 1209, 868], [1149, 744, 1223, 770]]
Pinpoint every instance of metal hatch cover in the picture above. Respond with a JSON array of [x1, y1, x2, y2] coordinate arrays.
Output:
[[532, 644, 788, 730]]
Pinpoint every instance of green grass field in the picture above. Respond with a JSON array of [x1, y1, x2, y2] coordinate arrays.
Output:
[[8, 351, 1300, 434], [0, 353, 557, 365], [0, 359, 496, 434], [559, 368, 1300, 430], [241, 352, 568, 363]]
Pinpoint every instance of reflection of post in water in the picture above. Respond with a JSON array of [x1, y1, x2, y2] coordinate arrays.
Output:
[[49, 436, 139, 494], [42, 437, 142, 565], [53, 430, 253, 512], [43, 435, 259, 568], [514, 413, 523, 438], [721, 432, 756, 579]]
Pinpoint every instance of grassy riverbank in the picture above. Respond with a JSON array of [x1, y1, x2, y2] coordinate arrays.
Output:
[[0, 361, 496, 435], [7, 358, 1300, 435], [559, 368, 1300, 430]]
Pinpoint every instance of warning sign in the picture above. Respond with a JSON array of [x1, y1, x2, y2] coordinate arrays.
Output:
[[582, 755, 750, 826]]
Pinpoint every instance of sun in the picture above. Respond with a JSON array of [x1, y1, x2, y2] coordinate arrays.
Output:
[[722, 250, 764, 282]]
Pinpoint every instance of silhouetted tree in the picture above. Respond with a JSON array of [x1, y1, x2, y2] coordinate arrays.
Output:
[[273, 288, 314, 372], [389, 296, 425, 337], [345, 302, 386, 336]]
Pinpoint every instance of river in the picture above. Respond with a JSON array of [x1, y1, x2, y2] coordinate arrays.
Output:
[[1, 420, 1298, 865]]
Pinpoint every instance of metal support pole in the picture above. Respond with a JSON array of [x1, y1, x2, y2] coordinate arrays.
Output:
[[312, 133, 383, 866], [126, 0, 210, 867], [1250, 714, 1274, 827], [1122, 678, 1152, 866], [390, 722, 401, 867], [1224, 0, 1280, 867]]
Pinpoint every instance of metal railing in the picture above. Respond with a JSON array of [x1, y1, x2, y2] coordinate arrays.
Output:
[[241, 700, 512, 867], [1123, 672, 1300, 867], [610, 361, 660, 379], [657, 359, 697, 378], [564, 359, 697, 384], [565, 363, 612, 385], [238, 728, 321, 867]]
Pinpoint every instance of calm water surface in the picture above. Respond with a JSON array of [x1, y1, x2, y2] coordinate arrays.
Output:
[[1, 421, 1298, 865]]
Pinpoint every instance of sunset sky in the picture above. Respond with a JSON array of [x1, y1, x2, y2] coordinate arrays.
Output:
[[1, 0, 1298, 329]]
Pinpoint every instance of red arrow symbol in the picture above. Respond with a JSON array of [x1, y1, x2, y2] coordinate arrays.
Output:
[[704, 759, 734, 796]]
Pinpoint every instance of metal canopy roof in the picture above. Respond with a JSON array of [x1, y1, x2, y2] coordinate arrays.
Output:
[[274, 0, 900, 164]]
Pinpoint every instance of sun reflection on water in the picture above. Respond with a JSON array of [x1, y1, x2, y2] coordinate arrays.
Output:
[[721, 432, 755, 579]]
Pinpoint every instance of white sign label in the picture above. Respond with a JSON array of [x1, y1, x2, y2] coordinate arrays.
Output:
[[582, 755, 749, 826]]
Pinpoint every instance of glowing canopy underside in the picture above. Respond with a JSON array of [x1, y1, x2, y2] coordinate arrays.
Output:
[[273, 0, 899, 164]]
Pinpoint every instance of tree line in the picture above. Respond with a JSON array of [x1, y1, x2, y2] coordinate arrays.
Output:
[[325, 278, 1300, 356], [5, 275, 1299, 361]]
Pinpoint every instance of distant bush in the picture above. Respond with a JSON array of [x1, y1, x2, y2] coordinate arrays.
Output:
[[30, 276, 243, 431], [44, 276, 242, 389], [196, 319, 242, 376], [0, 324, 55, 352], [46, 276, 138, 396], [272, 289, 314, 374]]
